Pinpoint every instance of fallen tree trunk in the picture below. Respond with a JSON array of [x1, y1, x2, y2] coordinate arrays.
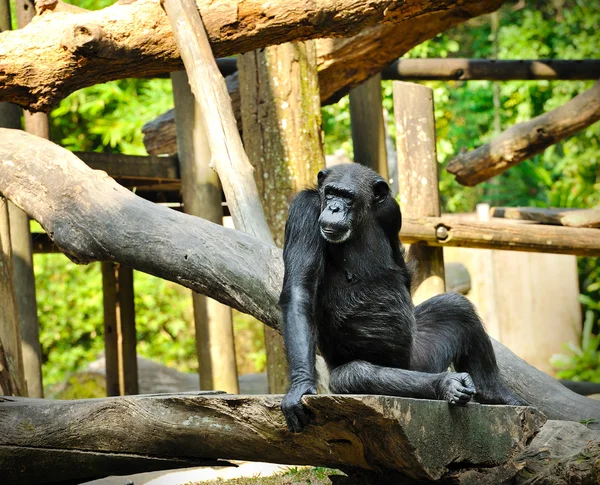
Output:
[[1, 129, 599, 424], [446, 80, 600, 186], [0, 393, 546, 484], [0, 0, 502, 112]]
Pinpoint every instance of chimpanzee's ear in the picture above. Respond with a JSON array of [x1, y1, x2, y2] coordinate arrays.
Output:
[[373, 179, 389, 203], [317, 169, 329, 187]]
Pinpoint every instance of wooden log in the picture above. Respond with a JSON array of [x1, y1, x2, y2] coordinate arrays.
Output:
[[0, 393, 545, 483], [349, 74, 389, 180], [171, 70, 238, 394], [0, 0, 502, 113], [238, 40, 325, 393], [446, 80, 600, 186], [0, 197, 26, 396], [400, 215, 600, 257], [492, 206, 600, 228], [394, 82, 445, 302], [1, 129, 600, 423], [161, 0, 273, 243], [382, 58, 600, 81], [102, 263, 139, 396]]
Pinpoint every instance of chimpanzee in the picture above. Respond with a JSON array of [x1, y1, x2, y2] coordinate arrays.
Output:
[[279, 163, 523, 432]]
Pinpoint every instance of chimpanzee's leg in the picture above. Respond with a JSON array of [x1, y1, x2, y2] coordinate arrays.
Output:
[[329, 360, 476, 405], [411, 292, 524, 405]]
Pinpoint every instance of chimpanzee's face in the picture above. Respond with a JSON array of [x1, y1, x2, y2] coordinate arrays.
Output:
[[317, 165, 389, 244]]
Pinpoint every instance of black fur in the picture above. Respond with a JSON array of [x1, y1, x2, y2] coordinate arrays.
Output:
[[279, 164, 523, 432]]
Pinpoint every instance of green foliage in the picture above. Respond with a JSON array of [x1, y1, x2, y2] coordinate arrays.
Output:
[[551, 310, 600, 382], [51, 78, 174, 155], [34, 249, 267, 391], [35, 253, 105, 388]]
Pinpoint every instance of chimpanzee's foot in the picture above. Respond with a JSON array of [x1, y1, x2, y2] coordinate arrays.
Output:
[[438, 372, 476, 405]]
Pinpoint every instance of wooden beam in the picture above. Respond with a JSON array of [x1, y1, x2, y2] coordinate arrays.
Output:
[[491, 206, 600, 228], [394, 82, 445, 302], [171, 70, 238, 394], [447, 80, 600, 186], [0, 393, 544, 483], [161, 0, 273, 243], [382, 59, 600, 81], [76, 152, 180, 182], [400, 216, 600, 257], [102, 263, 138, 396]]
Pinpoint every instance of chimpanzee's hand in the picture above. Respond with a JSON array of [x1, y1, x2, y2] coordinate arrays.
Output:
[[281, 382, 317, 432]]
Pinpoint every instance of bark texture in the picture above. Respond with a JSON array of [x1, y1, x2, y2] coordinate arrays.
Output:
[[1, 129, 600, 424], [0, 0, 502, 112]]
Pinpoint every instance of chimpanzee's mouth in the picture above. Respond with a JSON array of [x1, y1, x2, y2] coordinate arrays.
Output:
[[320, 227, 351, 244]]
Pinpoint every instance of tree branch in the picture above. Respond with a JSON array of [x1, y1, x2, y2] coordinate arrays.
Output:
[[1, 129, 599, 424], [0, 128, 282, 328], [0, 0, 503, 112], [161, 0, 273, 242]]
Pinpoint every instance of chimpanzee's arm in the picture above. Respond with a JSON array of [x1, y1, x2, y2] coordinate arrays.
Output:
[[279, 189, 325, 432]]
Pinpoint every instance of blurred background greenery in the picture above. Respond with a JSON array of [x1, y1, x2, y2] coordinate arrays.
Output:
[[31, 0, 599, 394]]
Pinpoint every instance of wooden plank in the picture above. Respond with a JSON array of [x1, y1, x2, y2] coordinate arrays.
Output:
[[171, 70, 238, 394], [102, 263, 138, 396], [447, 80, 600, 186], [400, 216, 600, 257], [394, 81, 445, 302], [0, 393, 544, 483], [0, 197, 26, 396], [491, 206, 600, 228], [349, 73, 389, 179], [161, 0, 273, 243], [382, 58, 600, 81], [76, 152, 180, 182]]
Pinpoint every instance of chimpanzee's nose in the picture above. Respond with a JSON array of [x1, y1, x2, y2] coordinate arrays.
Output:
[[329, 202, 342, 213]]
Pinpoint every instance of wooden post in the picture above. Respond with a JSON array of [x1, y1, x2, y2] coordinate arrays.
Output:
[[238, 41, 325, 393], [393, 81, 445, 304], [0, 197, 26, 396], [171, 71, 238, 393], [11, 0, 44, 398], [102, 262, 138, 396], [349, 73, 389, 180]]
